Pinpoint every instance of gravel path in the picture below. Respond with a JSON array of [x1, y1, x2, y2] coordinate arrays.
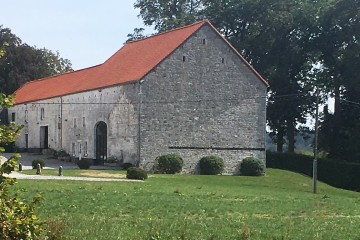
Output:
[[2, 153, 142, 182], [6, 172, 141, 182]]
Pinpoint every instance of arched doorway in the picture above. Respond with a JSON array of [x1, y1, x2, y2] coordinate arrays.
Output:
[[95, 121, 107, 165]]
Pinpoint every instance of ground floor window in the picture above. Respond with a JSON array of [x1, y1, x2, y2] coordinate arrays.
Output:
[[72, 143, 75, 156], [84, 141, 88, 156]]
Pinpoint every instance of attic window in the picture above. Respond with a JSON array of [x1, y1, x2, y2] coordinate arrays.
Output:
[[202, 39, 206, 44], [25, 110, 28, 123], [40, 108, 45, 120], [183, 56, 186, 62]]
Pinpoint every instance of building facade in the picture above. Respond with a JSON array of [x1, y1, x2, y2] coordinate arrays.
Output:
[[9, 20, 268, 174]]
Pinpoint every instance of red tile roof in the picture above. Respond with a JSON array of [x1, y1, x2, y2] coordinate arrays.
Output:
[[14, 20, 268, 105]]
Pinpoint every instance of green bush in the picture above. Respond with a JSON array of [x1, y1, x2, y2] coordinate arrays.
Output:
[[121, 162, 134, 170], [32, 158, 45, 169], [1, 94, 47, 239], [155, 154, 184, 174], [106, 156, 118, 163], [240, 157, 265, 176], [126, 167, 148, 180], [77, 159, 92, 169], [199, 156, 224, 175], [57, 149, 70, 157], [0, 190, 44, 239]]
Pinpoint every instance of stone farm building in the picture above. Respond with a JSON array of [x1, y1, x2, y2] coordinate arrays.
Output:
[[9, 20, 268, 174]]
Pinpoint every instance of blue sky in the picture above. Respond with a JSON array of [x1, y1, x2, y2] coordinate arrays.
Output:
[[1, 1, 154, 70]]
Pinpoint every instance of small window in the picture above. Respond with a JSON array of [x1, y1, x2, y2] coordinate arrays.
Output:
[[74, 118, 77, 128], [222, 58, 225, 63], [40, 108, 45, 120], [78, 143, 82, 154], [82, 117, 86, 128], [202, 39, 206, 44], [84, 141, 88, 156], [11, 112, 15, 122], [25, 134, 29, 149], [25, 110, 28, 123], [72, 143, 76, 156], [182, 56, 186, 62]]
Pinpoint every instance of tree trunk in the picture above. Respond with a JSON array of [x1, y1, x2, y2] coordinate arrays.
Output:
[[330, 82, 341, 157], [287, 120, 295, 153], [276, 128, 285, 152]]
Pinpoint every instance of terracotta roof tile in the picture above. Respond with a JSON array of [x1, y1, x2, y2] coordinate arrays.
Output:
[[14, 20, 267, 105]]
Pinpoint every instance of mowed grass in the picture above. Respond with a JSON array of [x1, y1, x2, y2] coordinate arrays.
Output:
[[14, 169, 360, 240]]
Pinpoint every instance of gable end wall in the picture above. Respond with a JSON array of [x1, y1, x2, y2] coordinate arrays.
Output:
[[139, 25, 267, 174]]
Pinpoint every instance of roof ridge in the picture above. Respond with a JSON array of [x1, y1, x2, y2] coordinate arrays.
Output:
[[125, 19, 208, 45]]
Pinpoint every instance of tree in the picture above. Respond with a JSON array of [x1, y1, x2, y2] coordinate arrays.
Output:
[[134, 0, 203, 32], [0, 45, 45, 239], [126, 28, 147, 42], [0, 25, 73, 95], [316, 0, 360, 161]]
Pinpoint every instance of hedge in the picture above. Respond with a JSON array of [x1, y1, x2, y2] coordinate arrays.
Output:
[[266, 151, 360, 191]]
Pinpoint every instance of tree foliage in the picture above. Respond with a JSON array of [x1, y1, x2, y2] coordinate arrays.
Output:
[[316, 0, 360, 161], [0, 94, 46, 239], [0, 47, 46, 239], [134, 0, 203, 32], [0, 26, 73, 95], [126, 27, 147, 42]]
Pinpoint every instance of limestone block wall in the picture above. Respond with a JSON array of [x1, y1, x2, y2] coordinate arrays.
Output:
[[9, 84, 139, 164], [139, 25, 267, 174]]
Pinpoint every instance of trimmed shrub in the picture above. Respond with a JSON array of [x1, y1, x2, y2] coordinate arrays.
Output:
[[122, 162, 134, 170], [155, 154, 184, 174], [32, 158, 45, 169], [57, 149, 70, 157], [240, 157, 265, 176], [77, 159, 92, 169], [126, 167, 148, 180], [199, 156, 224, 175]]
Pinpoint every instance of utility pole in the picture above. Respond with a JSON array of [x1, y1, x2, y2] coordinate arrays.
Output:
[[313, 88, 320, 193]]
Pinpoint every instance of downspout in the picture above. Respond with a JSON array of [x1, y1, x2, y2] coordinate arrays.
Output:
[[60, 97, 63, 149], [137, 80, 144, 167]]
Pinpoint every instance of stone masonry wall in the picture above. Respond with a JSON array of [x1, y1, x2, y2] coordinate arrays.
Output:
[[139, 25, 267, 174], [9, 84, 139, 164]]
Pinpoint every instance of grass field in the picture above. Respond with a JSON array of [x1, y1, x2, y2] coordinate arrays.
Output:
[[15, 169, 360, 240]]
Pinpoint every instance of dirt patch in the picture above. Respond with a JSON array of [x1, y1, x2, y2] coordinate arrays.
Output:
[[79, 170, 126, 179]]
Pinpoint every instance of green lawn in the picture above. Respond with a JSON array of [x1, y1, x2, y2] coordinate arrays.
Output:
[[15, 169, 360, 240]]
